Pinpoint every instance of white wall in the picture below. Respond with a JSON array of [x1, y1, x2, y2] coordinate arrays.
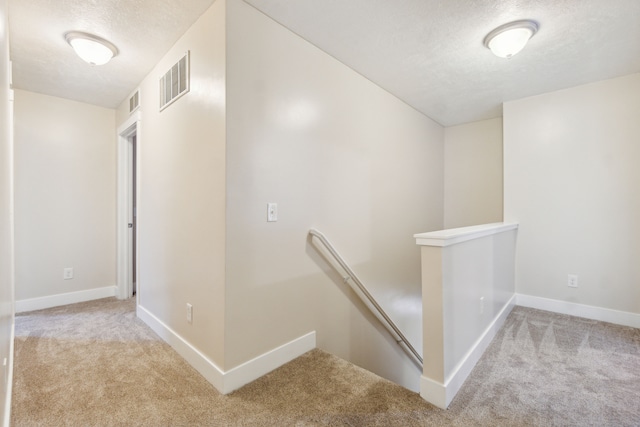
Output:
[[417, 224, 517, 408], [226, 0, 443, 388], [504, 73, 640, 314], [0, 0, 15, 422], [118, 1, 227, 367], [444, 117, 503, 228], [13, 90, 116, 304]]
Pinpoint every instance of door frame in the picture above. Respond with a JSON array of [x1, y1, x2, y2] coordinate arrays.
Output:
[[116, 111, 141, 300]]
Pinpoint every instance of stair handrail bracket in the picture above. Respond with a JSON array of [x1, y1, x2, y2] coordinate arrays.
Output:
[[308, 228, 423, 366]]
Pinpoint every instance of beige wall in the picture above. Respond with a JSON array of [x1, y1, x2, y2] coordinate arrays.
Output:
[[504, 73, 640, 313], [0, 0, 14, 421], [225, 0, 443, 387], [119, 1, 227, 367], [13, 90, 116, 301], [444, 117, 503, 228]]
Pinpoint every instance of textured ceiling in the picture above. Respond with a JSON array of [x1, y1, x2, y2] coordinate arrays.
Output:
[[9, 0, 215, 109], [8, 0, 640, 125], [245, 0, 640, 126]]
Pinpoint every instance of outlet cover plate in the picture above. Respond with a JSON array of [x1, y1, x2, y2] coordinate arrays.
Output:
[[186, 303, 193, 323]]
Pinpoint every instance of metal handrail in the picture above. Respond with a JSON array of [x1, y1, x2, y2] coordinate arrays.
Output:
[[308, 229, 423, 366]]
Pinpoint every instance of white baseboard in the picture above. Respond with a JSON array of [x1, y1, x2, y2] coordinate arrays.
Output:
[[2, 319, 14, 427], [137, 305, 226, 391], [137, 304, 316, 395], [420, 375, 449, 409], [516, 294, 640, 329], [420, 294, 516, 409], [223, 331, 316, 394], [15, 286, 117, 313]]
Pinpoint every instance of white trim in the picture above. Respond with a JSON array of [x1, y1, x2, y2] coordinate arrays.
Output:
[[2, 320, 14, 427], [4, 58, 15, 427], [116, 112, 141, 300], [420, 295, 516, 409], [137, 304, 317, 395], [414, 222, 518, 247], [420, 375, 449, 409], [15, 286, 117, 313], [516, 294, 640, 329], [5, 65, 15, 427], [117, 110, 141, 136], [136, 305, 225, 391], [444, 295, 515, 397], [223, 331, 316, 394]]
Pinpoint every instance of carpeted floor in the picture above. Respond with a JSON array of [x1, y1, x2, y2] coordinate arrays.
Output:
[[11, 297, 640, 426]]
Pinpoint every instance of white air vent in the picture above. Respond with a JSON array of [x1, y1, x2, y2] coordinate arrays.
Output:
[[129, 90, 139, 114], [159, 51, 190, 111]]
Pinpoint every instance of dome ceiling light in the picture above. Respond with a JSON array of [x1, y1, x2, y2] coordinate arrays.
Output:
[[484, 20, 539, 59], [64, 31, 119, 66]]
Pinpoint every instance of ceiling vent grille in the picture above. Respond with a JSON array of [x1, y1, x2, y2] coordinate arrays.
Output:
[[159, 51, 190, 111], [129, 90, 139, 114]]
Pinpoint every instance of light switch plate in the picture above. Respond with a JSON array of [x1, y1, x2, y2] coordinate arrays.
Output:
[[267, 203, 277, 222]]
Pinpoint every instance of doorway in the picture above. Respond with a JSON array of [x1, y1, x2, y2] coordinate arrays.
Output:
[[130, 134, 137, 295], [117, 112, 140, 300]]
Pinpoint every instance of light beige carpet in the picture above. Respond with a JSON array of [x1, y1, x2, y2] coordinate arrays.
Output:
[[11, 297, 640, 426]]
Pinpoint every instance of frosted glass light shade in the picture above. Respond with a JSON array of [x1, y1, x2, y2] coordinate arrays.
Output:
[[484, 20, 538, 59], [65, 32, 118, 65]]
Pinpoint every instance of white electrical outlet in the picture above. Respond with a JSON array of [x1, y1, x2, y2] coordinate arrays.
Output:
[[568, 274, 578, 288], [63, 267, 74, 280], [186, 303, 193, 323], [267, 203, 278, 222], [480, 296, 485, 315]]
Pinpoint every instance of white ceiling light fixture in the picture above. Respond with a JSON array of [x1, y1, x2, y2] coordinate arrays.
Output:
[[484, 20, 539, 59], [64, 31, 119, 65]]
